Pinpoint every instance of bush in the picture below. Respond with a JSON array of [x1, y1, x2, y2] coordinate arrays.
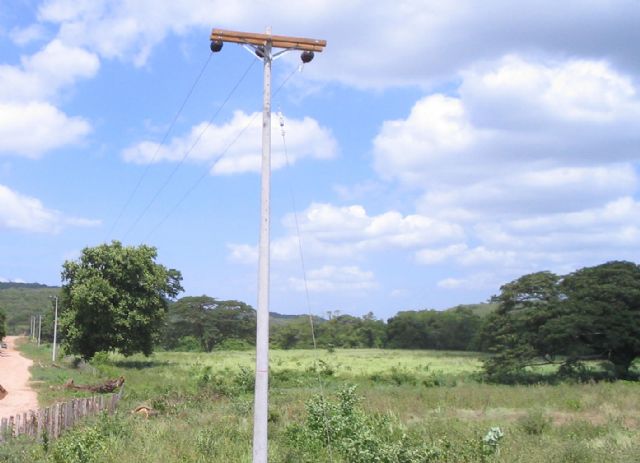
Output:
[[285, 385, 503, 463], [517, 409, 551, 435]]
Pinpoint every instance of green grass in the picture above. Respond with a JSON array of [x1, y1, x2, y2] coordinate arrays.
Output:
[[3, 341, 640, 462]]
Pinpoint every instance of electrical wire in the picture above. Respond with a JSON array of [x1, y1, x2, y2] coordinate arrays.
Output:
[[105, 52, 213, 242], [144, 63, 301, 241], [122, 57, 257, 241]]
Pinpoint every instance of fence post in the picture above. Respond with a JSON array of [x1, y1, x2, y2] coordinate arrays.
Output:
[[1, 417, 7, 442]]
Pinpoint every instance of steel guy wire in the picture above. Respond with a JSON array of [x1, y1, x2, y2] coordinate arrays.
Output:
[[279, 111, 335, 461]]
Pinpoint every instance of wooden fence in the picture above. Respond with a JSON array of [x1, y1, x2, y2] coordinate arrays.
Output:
[[0, 386, 124, 443]]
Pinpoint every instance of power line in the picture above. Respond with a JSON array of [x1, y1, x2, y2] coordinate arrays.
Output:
[[143, 64, 302, 241], [105, 52, 213, 242], [122, 57, 257, 241]]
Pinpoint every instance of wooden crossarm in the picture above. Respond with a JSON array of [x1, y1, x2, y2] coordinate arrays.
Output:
[[211, 28, 326, 52]]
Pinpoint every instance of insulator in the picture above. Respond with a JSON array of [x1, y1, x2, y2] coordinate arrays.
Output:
[[255, 46, 266, 58], [301, 51, 314, 63], [210, 40, 223, 53]]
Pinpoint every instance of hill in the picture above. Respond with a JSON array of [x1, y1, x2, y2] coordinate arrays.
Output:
[[0, 284, 60, 335]]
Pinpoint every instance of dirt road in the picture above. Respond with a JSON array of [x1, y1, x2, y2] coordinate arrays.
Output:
[[0, 336, 39, 419]]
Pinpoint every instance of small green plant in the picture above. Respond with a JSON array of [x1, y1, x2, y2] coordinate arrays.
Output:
[[482, 426, 504, 455], [517, 409, 551, 435]]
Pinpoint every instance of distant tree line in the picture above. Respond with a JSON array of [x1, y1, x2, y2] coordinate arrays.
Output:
[[7, 241, 640, 384], [160, 304, 483, 352]]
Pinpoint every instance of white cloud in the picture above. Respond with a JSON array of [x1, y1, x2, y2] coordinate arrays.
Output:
[[35, 0, 640, 87], [0, 39, 97, 158], [10, 24, 48, 46], [375, 55, 640, 289], [279, 203, 464, 257], [0, 102, 91, 157], [289, 265, 377, 292], [229, 202, 464, 264], [437, 272, 499, 291], [0, 184, 100, 233], [122, 111, 337, 174], [375, 57, 640, 191], [0, 39, 99, 103]]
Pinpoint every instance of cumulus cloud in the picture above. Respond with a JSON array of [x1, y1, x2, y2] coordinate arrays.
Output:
[[0, 39, 99, 103], [0, 184, 100, 233], [0, 39, 97, 158], [122, 111, 337, 174], [288, 265, 377, 292], [35, 0, 640, 88], [375, 55, 640, 286], [0, 102, 91, 158], [229, 202, 464, 264]]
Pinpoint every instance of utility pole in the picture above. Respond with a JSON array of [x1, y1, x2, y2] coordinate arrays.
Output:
[[209, 27, 326, 463], [50, 296, 59, 362], [38, 314, 42, 346]]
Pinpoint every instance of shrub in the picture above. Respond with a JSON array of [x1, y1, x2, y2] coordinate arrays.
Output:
[[517, 409, 551, 435], [285, 385, 503, 462]]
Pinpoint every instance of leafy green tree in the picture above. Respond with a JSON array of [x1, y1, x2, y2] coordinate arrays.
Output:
[[387, 308, 481, 350], [60, 241, 182, 359], [482, 262, 640, 380], [164, 296, 255, 351], [552, 261, 640, 377], [271, 316, 316, 349], [480, 271, 561, 377]]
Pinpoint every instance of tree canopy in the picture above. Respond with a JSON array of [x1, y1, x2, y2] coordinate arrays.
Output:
[[162, 296, 256, 351], [482, 261, 640, 380], [60, 241, 182, 359]]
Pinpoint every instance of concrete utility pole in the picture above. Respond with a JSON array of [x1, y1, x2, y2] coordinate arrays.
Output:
[[51, 296, 59, 361], [208, 27, 326, 463], [38, 314, 42, 346]]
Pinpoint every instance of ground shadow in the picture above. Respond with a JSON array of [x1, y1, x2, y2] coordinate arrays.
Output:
[[111, 359, 173, 369]]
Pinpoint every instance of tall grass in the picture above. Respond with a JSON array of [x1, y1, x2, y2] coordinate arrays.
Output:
[[3, 341, 639, 462]]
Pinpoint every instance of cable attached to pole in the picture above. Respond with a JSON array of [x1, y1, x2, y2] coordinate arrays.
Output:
[[122, 57, 257, 241], [279, 112, 335, 461]]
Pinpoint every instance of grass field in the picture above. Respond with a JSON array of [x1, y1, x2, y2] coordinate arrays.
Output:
[[2, 341, 640, 462]]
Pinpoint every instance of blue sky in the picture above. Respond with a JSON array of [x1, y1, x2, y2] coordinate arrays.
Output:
[[1, 0, 639, 319]]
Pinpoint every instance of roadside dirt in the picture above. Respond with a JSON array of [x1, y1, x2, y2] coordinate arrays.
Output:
[[0, 336, 39, 419]]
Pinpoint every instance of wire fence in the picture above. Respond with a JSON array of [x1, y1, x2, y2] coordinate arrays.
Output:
[[0, 386, 124, 443]]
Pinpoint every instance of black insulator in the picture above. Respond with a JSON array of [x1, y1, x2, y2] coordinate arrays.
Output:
[[255, 46, 265, 58], [301, 51, 314, 63], [210, 40, 223, 52]]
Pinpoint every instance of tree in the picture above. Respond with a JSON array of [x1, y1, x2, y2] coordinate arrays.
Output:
[[60, 241, 182, 359], [163, 296, 256, 351], [0, 307, 6, 339], [552, 261, 640, 377], [482, 262, 640, 380], [480, 271, 561, 377]]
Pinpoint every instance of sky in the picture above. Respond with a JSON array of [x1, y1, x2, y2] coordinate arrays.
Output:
[[1, 0, 639, 320]]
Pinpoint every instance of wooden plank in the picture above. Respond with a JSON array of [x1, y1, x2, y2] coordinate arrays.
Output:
[[210, 35, 324, 52], [0, 417, 7, 442], [211, 28, 326, 47], [37, 408, 43, 440]]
